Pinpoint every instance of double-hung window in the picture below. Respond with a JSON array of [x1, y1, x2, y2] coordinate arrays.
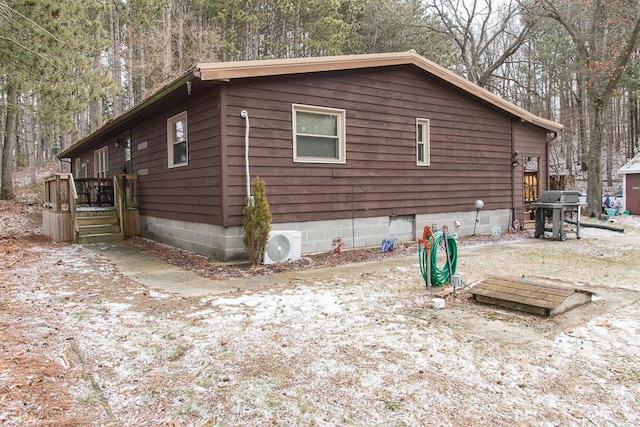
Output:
[[293, 104, 346, 163], [94, 147, 108, 178], [416, 118, 430, 166], [167, 111, 188, 168]]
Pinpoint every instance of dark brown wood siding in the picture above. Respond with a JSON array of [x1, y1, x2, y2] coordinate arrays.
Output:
[[223, 65, 536, 226], [128, 90, 223, 225], [513, 122, 550, 208], [72, 134, 122, 179]]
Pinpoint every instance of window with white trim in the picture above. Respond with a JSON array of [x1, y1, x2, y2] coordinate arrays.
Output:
[[167, 111, 188, 168], [94, 147, 108, 178], [416, 118, 430, 166], [293, 104, 346, 163]]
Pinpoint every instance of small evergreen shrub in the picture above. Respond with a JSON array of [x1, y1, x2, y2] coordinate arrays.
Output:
[[242, 176, 272, 266]]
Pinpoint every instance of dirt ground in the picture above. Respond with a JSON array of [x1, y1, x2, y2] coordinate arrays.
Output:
[[1, 175, 640, 426]]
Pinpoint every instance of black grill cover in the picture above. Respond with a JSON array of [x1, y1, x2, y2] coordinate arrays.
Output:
[[537, 190, 581, 204]]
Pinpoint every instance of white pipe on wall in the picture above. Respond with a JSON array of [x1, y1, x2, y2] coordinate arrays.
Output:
[[241, 110, 251, 204]]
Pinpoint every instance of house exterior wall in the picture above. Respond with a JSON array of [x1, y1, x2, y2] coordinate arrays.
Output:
[[512, 122, 548, 189], [71, 137, 119, 178], [68, 89, 227, 248], [65, 64, 552, 260], [512, 121, 549, 225], [129, 90, 224, 226], [222, 66, 519, 230]]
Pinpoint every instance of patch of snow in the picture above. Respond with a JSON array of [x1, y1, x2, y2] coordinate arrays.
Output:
[[147, 290, 171, 299]]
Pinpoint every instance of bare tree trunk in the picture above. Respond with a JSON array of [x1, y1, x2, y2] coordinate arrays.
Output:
[[90, 50, 104, 131], [176, 0, 184, 71], [140, 44, 147, 97], [126, 0, 134, 109], [586, 97, 607, 216], [23, 98, 36, 185], [14, 122, 23, 167], [630, 90, 639, 157], [561, 89, 573, 176], [1, 82, 17, 200], [162, 1, 173, 79], [110, 0, 123, 116], [574, 77, 589, 172], [606, 120, 613, 187], [615, 96, 623, 155], [0, 90, 4, 185]]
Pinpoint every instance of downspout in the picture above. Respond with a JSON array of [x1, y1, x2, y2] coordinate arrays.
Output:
[[219, 87, 228, 227], [59, 158, 72, 174], [511, 121, 517, 229], [241, 110, 252, 204]]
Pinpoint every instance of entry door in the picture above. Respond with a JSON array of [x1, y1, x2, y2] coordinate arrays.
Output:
[[627, 174, 640, 215], [94, 147, 108, 178], [523, 171, 539, 219]]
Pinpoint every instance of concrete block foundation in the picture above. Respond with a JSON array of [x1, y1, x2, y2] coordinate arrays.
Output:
[[141, 208, 513, 261]]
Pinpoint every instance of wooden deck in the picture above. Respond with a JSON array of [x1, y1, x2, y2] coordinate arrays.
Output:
[[43, 174, 140, 244], [471, 276, 593, 316]]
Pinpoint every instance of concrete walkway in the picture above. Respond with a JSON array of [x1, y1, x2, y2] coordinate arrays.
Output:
[[84, 241, 419, 297], [84, 242, 240, 297], [84, 234, 579, 298]]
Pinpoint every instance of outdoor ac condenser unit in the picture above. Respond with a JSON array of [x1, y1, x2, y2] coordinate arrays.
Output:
[[263, 230, 302, 264]]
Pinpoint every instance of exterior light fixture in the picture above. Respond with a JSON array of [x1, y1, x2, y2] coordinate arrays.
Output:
[[511, 151, 520, 167]]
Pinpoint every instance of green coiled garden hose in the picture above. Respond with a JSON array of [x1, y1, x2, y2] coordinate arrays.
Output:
[[418, 231, 458, 287]]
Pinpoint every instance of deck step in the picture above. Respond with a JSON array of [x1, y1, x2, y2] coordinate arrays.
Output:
[[76, 215, 119, 226], [77, 232, 123, 244], [77, 223, 121, 235], [75, 207, 122, 244]]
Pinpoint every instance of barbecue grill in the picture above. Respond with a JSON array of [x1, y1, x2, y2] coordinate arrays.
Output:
[[531, 190, 585, 241]]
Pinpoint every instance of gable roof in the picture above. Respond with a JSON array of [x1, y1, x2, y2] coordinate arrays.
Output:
[[61, 51, 562, 158], [618, 152, 640, 174], [194, 51, 563, 133]]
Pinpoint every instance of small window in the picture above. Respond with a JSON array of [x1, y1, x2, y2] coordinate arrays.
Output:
[[293, 104, 346, 163], [167, 111, 188, 168], [74, 158, 81, 177], [416, 118, 430, 166], [94, 147, 108, 178]]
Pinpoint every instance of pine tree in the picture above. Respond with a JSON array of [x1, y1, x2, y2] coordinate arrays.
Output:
[[242, 177, 272, 266], [0, 0, 115, 199]]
